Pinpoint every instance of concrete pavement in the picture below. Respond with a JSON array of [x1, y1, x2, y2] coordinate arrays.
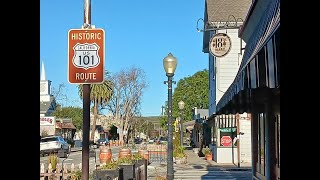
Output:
[[147, 146, 252, 179], [71, 146, 252, 179]]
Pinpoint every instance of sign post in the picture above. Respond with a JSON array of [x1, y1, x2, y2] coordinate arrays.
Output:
[[68, 0, 105, 179]]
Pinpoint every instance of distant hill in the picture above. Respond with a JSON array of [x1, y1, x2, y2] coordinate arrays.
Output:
[[134, 116, 161, 124]]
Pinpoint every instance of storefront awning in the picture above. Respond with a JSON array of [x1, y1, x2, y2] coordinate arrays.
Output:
[[216, 0, 280, 113]]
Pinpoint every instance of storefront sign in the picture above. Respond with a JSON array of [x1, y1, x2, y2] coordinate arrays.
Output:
[[209, 33, 232, 57], [40, 116, 55, 126], [220, 127, 236, 132]]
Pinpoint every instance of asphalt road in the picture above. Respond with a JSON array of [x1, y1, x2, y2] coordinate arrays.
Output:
[[40, 146, 124, 172]]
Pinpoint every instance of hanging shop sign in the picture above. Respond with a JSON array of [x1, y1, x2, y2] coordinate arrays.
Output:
[[209, 33, 232, 57]]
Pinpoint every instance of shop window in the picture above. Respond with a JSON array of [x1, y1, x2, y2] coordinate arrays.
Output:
[[257, 113, 266, 175]]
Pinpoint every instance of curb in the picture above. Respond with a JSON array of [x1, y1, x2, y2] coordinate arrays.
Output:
[[71, 148, 82, 152]]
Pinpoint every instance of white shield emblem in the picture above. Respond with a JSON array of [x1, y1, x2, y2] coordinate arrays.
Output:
[[72, 43, 100, 70]]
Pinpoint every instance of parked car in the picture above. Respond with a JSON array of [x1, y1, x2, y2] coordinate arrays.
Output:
[[96, 138, 110, 147], [40, 136, 71, 157], [148, 138, 155, 143], [159, 136, 168, 144]]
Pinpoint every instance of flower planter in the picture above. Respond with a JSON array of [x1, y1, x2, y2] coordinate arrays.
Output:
[[119, 164, 135, 180], [134, 159, 145, 167], [93, 168, 123, 180], [205, 153, 213, 161], [134, 159, 147, 180]]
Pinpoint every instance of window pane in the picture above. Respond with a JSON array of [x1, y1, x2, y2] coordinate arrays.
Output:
[[260, 113, 265, 175]]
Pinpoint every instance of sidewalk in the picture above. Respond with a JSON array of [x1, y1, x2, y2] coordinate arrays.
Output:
[[71, 147, 82, 152], [147, 146, 251, 179]]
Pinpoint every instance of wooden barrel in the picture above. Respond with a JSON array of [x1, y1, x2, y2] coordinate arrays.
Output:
[[99, 146, 112, 164], [143, 151, 149, 163], [138, 149, 145, 157], [118, 148, 132, 160]]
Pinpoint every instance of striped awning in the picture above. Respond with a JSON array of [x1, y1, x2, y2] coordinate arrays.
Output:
[[216, 0, 280, 112]]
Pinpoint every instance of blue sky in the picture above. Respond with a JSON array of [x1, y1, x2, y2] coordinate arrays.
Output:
[[40, 0, 208, 116]]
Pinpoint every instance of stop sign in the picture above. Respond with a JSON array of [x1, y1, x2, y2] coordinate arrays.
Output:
[[221, 136, 232, 146]]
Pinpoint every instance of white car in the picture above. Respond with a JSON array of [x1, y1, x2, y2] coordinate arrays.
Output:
[[40, 136, 71, 157]]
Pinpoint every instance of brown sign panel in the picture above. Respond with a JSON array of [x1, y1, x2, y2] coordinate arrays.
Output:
[[68, 28, 105, 84]]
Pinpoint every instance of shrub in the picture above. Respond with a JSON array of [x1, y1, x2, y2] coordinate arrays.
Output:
[[203, 148, 211, 155], [100, 159, 119, 170], [118, 156, 133, 165], [48, 153, 59, 170], [132, 153, 143, 161]]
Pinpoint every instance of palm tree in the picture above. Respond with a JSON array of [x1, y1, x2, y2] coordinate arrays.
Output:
[[78, 72, 113, 141]]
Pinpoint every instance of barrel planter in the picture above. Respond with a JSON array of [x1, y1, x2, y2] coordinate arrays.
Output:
[[143, 151, 149, 163], [138, 149, 145, 157], [99, 146, 112, 164], [118, 148, 132, 160], [205, 153, 213, 161]]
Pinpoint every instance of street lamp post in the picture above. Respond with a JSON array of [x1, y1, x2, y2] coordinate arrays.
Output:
[[178, 100, 185, 147], [163, 53, 177, 180]]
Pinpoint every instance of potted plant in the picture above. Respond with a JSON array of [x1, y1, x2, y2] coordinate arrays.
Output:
[[203, 148, 213, 160]]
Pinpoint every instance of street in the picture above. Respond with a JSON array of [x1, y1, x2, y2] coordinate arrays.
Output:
[[40, 146, 123, 172]]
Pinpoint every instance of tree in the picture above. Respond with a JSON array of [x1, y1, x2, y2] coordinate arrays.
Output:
[[104, 66, 148, 144], [78, 72, 113, 141], [171, 69, 209, 122], [52, 106, 83, 130]]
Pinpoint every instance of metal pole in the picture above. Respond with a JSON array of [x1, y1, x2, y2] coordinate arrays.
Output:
[[82, 0, 91, 179], [180, 110, 183, 147], [167, 75, 174, 180]]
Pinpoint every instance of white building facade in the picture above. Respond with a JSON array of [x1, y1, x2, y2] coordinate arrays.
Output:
[[40, 62, 57, 136], [202, 0, 252, 165]]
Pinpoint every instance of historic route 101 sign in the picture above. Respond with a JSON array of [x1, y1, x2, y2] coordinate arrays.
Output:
[[209, 33, 231, 58], [68, 28, 105, 84]]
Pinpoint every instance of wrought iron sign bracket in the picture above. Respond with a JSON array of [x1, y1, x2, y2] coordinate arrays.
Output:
[[196, 15, 244, 32]]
